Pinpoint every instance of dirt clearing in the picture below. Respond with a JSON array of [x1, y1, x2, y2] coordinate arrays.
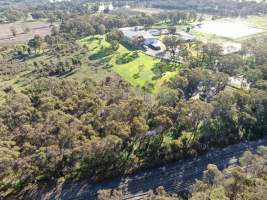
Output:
[[0, 21, 53, 45]]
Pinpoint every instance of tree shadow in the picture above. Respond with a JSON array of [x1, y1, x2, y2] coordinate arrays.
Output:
[[89, 47, 113, 60], [120, 41, 136, 51], [115, 52, 139, 65], [58, 70, 77, 78], [151, 62, 177, 80]]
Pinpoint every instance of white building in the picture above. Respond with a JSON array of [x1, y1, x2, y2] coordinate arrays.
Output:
[[97, 3, 114, 13], [108, 3, 114, 11], [98, 4, 106, 12]]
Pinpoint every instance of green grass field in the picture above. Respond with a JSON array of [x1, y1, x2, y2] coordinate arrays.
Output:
[[79, 36, 178, 93]]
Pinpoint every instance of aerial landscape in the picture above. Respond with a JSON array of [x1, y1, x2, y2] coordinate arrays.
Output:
[[0, 0, 266, 199]]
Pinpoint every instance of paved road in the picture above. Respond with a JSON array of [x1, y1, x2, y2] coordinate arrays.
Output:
[[43, 137, 267, 200]]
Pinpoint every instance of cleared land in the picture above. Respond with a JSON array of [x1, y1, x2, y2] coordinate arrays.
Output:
[[191, 15, 267, 43], [194, 20, 264, 39], [0, 21, 52, 44]]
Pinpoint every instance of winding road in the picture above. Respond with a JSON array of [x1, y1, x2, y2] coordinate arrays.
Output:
[[43, 137, 267, 200]]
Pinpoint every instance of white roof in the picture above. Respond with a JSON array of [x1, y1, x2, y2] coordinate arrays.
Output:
[[120, 27, 156, 39], [176, 31, 196, 41]]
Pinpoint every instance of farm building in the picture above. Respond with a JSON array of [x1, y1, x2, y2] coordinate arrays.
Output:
[[120, 26, 162, 49]]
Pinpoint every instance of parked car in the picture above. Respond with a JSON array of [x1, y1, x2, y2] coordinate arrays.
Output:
[[148, 43, 161, 50]]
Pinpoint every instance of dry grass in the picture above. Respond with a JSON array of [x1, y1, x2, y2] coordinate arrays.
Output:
[[0, 21, 53, 45]]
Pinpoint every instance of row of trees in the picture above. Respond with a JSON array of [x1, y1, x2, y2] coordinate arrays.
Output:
[[149, 0, 267, 17], [2, 0, 267, 24], [154, 11, 198, 25], [33, 58, 81, 77], [59, 12, 156, 38], [58, 9, 199, 39], [1, 0, 89, 23]]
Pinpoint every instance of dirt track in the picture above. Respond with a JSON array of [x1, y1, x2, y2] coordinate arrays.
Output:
[[38, 137, 267, 200]]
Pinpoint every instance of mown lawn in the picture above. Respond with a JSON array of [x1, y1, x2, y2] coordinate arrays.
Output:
[[112, 51, 159, 87], [80, 35, 178, 93]]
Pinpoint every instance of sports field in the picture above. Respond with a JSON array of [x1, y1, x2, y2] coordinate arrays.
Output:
[[194, 20, 264, 39]]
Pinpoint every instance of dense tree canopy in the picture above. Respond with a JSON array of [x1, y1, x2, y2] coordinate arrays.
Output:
[[0, 0, 267, 199]]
